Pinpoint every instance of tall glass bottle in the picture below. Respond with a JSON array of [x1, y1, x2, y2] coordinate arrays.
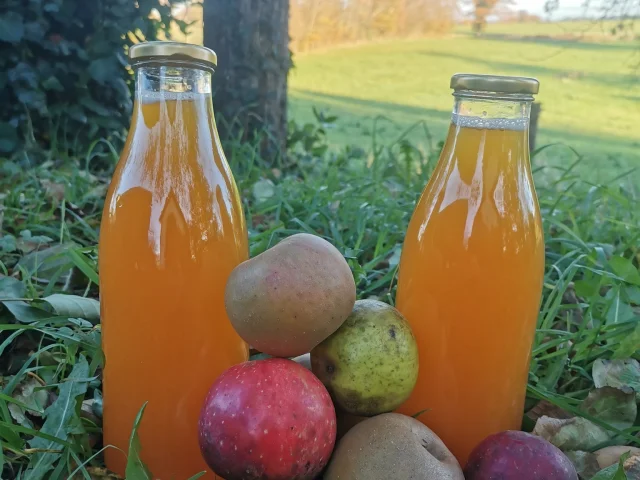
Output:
[[396, 74, 545, 466], [99, 42, 249, 479]]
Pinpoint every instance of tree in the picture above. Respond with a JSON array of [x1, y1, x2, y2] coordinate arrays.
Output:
[[203, 0, 291, 163], [545, 0, 639, 37], [0, 0, 177, 159], [471, 0, 515, 33], [289, 0, 458, 51]]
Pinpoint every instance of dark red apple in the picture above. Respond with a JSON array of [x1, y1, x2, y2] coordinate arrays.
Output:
[[464, 430, 578, 480], [198, 358, 336, 480]]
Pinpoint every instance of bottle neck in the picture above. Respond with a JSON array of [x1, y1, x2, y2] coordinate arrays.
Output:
[[452, 93, 532, 131], [127, 64, 219, 156], [135, 65, 212, 100]]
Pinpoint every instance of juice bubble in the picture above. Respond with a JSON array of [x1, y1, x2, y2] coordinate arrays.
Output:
[[140, 91, 210, 103], [452, 113, 528, 131]]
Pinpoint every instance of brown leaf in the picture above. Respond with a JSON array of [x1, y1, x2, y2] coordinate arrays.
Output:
[[623, 454, 640, 477], [251, 214, 267, 228], [76, 170, 99, 183], [70, 467, 122, 479], [533, 415, 611, 451], [7, 377, 49, 428], [595, 446, 640, 470], [580, 386, 637, 430], [593, 359, 640, 402], [562, 282, 585, 326], [40, 179, 66, 202], [526, 399, 573, 422], [16, 233, 53, 254], [0, 192, 5, 234], [252, 178, 275, 203], [80, 399, 101, 426], [87, 183, 108, 199], [565, 451, 601, 479], [15, 242, 76, 284]]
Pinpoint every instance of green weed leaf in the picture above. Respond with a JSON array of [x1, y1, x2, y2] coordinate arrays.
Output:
[[0, 234, 17, 253], [624, 286, 640, 305], [609, 256, 640, 286], [613, 323, 640, 359], [186, 473, 207, 480], [0, 275, 25, 299], [411, 409, 430, 419], [42, 294, 100, 323], [604, 287, 636, 325], [3, 302, 57, 323], [126, 402, 153, 480], [0, 12, 24, 43], [15, 243, 77, 283], [67, 248, 100, 285], [26, 355, 90, 479]]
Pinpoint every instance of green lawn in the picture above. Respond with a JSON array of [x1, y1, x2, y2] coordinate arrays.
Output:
[[288, 29, 640, 181]]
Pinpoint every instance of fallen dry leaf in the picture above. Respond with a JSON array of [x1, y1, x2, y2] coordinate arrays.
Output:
[[595, 446, 640, 469], [526, 399, 573, 422], [70, 466, 123, 479], [533, 415, 610, 451], [580, 386, 637, 431], [564, 450, 601, 479], [8, 376, 49, 428], [593, 358, 640, 402], [40, 179, 66, 202], [0, 192, 5, 233], [623, 454, 640, 478]]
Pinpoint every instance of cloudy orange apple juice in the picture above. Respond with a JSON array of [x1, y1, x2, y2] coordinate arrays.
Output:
[[396, 74, 545, 466], [99, 42, 248, 479]]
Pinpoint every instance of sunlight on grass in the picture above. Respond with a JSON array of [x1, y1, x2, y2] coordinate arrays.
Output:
[[288, 32, 640, 180]]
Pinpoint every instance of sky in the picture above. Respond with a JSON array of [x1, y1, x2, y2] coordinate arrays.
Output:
[[512, 0, 638, 19], [514, 0, 586, 17], [456, 0, 617, 21]]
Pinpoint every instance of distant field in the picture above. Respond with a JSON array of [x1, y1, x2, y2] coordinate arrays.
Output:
[[171, 14, 639, 180], [288, 24, 640, 181], [454, 19, 638, 39]]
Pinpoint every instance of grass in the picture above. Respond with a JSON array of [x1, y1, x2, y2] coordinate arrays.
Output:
[[1, 23, 640, 477], [1, 113, 639, 477], [288, 24, 640, 182]]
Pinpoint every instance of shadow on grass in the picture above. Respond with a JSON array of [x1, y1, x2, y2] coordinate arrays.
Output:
[[616, 94, 640, 102], [293, 89, 634, 146], [290, 89, 452, 149], [419, 50, 639, 89], [455, 31, 640, 52], [290, 89, 640, 180], [293, 89, 452, 124]]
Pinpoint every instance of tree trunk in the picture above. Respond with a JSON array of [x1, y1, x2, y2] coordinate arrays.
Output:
[[204, 0, 290, 163], [472, 13, 487, 34]]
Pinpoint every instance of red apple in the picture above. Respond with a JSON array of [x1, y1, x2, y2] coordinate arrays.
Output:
[[465, 430, 578, 480], [198, 358, 336, 480]]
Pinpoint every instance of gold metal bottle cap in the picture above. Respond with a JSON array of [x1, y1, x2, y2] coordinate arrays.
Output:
[[450, 74, 539, 95], [129, 41, 217, 68]]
